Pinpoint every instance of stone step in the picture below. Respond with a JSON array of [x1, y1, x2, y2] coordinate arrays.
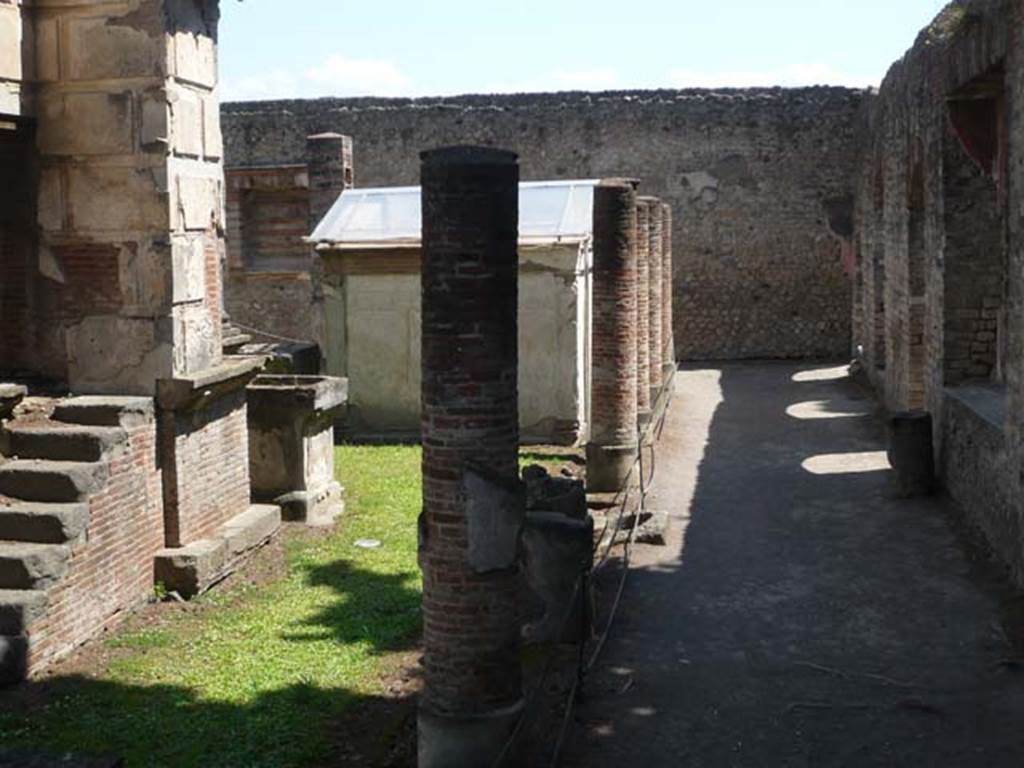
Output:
[[0, 589, 47, 635], [51, 396, 154, 429], [4, 424, 126, 463], [0, 460, 109, 503], [0, 634, 28, 686], [0, 502, 90, 544], [0, 542, 71, 590]]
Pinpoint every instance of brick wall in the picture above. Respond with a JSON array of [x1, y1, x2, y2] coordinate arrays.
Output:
[[160, 389, 250, 548], [852, 0, 1024, 585], [28, 420, 164, 674], [222, 87, 864, 362]]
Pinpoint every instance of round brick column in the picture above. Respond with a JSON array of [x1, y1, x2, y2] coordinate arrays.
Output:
[[417, 146, 524, 768], [586, 179, 639, 492], [642, 196, 664, 405], [661, 202, 676, 370], [635, 199, 652, 425]]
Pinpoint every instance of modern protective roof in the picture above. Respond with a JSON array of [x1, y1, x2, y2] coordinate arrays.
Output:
[[308, 179, 599, 249]]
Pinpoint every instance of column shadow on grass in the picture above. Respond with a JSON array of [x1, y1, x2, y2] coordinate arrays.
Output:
[[0, 558, 423, 768]]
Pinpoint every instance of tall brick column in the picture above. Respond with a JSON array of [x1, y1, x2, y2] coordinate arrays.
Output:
[[418, 146, 524, 767], [306, 133, 355, 365], [586, 180, 639, 492], [662, 202, 676, 370], [643, 197, 664, 405], [636, 199, 653, 425]]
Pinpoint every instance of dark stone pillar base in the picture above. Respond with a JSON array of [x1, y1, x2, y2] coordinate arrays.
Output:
[[418, 700, 524, 768], [888, 410, 935, 497], [586, 442, 638, 493]]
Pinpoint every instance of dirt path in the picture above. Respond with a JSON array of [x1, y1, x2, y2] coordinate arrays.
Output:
[[564, 362, 1024, 767]]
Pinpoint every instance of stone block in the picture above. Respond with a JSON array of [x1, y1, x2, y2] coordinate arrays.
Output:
[[522, 511, 594, 645], [171, 172, 220, 232], [0, 543, 71, 591], [140, 91, 170, 148], [218, 505, 281, 558], [464, 463, 525, 574], [275, 482, 344, 527], [172, 25, 217, 89], [67, 165, 168, 232], [171, 235, 207, 304], [154, 538, 226, 598], [67, 317, 173, 396], [170, 87, 203, 158], [66, 15, 164, 82], [172, 303, 219, 377], [201, 93, 222, 159], [36, 91, 134, 156]]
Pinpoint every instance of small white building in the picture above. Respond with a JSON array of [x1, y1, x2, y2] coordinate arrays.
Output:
[[309, 180, 597, 445]]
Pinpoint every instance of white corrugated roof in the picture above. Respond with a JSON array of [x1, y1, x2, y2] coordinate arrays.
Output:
[[309, 179, 598, 248]]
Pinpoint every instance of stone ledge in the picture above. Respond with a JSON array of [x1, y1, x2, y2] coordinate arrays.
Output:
[[157, 358, 264, 412], [154, 504, 281, 598]]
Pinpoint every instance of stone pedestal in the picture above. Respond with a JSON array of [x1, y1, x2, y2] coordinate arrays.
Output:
[[246, 375, 348, 526]]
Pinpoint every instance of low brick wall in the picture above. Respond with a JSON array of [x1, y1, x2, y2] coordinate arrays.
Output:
[[160, 389, 251, 548], [28, 422, 164, 674]]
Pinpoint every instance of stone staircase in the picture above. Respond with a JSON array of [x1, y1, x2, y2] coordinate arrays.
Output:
[[0, 396, 152, 684]]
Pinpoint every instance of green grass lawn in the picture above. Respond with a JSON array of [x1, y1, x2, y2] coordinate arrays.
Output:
[[0, 445, 423, 767]]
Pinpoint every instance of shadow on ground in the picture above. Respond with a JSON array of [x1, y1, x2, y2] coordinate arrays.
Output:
[[0, 556, 422, 768], [564, 361, 1024, 767]]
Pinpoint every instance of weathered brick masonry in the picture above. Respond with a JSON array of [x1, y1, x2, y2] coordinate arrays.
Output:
[[644, 197, 664, 401], [27, 419, 164, 674], [853, 0, 1024, 585], [635, 201, 652, 419], [418, 146, 522, 762], [222, 88, 864, 361], [586, 180, 639, 492]]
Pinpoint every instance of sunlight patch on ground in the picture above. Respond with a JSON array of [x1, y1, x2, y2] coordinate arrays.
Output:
[[786, 399, 872, 420], [792, 365, 850, 383], [802, 451, 891, 475]]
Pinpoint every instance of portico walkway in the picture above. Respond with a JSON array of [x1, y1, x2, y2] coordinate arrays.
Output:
[[565, 362, 1024, 766]]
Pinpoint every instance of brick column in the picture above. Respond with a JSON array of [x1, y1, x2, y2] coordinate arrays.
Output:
[[643, 197, 664, 405], [306, 133, 355, 366], [306, 133, 355, 229], [636, 199, 653, 425], [662, 202, 676, 370], [586, 180, 639, 492], [418, 146, 524, 767]]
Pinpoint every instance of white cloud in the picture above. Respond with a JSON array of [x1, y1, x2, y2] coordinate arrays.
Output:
[[305, 54, 413, 96], [484, 67, 624, 94], [221, 53, 414, 101], [668, 63, 877, 89]]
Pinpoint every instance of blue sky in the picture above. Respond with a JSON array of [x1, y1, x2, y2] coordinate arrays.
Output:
[[219, 0, 950, 102]]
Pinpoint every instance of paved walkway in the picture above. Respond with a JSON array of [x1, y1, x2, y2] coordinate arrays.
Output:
[[564, 362, 1024, 767]]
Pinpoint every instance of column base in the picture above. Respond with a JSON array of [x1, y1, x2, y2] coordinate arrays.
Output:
[[418, 699, 524, 768], [586, 442, 639, 493], [271, 481, 345, 527]]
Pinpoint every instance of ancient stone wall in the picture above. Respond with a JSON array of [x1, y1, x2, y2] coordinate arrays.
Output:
[[852, 0, 1024, 584], [222, 87, 864, 361]]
